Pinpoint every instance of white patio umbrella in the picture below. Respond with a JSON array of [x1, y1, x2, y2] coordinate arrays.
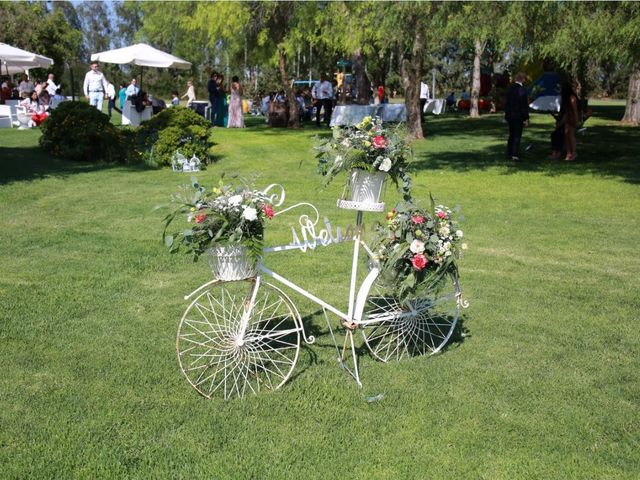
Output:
[[91, 43, 191, 88], [0, 42, 54, 76]]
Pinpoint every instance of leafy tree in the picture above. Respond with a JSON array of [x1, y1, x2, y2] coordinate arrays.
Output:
[[444, 2, 515, 118], [0, 2, 82, 94], [605, 1, 640, 125]]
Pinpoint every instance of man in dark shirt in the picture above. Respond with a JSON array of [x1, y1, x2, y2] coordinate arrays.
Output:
[[207, 72, 219, 125], [504, 72, 530, 161]]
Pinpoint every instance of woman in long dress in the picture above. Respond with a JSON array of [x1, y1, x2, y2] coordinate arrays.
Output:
[[214, 75, 228, 127], [227, 75, 244, 128]]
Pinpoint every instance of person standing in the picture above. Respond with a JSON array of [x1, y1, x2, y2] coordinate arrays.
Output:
[[227, 76, 244, 128], [46, 73, 59, 97], [311, 74, 334, 127], [83, 61, 108, 111], [207, 72, 219, 125], [560, 82, 579, 161], [18, 74, 34, 98], [125, 78, 139, 99], [106, 81, 118, 117], [118, 83, 127, 110], [181, 80, 196, 107], [504, 72, 530, 161], [420, 80, 430, 119], [214, 74, 228, 127]]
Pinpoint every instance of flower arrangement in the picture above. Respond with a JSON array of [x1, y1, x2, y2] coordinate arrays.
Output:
[[315, 116, 412, 200], [162, 178, 274, 262], [372, 200, 467, 301]]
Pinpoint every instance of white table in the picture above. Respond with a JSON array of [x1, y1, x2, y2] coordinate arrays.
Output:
[[423, 99, 445, 115], [122, 100, 152, 126], [330, 104, 407, 126]]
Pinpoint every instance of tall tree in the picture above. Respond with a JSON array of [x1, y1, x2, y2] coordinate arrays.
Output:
[[607, 2, 640, 125], [444, 2, 515, 118]]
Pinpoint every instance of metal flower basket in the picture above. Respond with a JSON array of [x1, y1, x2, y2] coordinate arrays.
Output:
[[337, 169, 386, 212], [207, 245, 257, 281]]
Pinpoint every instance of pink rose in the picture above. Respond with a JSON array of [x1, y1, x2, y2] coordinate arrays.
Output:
[[372, 135, 387, 149], [195, 214, 207, 224], [411, 253, 428, 271], [262, 204, 275, 219], [411, 215, 425, 224], [436, 211, 447, 219]]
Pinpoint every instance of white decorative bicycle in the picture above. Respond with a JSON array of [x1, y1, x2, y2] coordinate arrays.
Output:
[[176, 184, 467, 400]]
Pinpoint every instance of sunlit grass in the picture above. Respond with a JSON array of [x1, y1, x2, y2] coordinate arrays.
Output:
[[0, 104, 638, 478]]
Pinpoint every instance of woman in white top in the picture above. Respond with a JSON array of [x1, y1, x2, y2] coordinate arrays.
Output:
[[181, 80, 196, 107]]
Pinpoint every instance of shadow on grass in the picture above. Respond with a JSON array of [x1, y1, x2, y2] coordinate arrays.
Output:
[[0, 145, 156, 186], [417, 104, 640, 184]]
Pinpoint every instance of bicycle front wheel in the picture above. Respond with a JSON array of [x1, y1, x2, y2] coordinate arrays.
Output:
[[361, 273, 460, 362], [177, 279, 302, 400]]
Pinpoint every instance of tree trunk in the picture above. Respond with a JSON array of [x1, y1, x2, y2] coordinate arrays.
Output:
[[401, 29, 424, 140], [621, 67, 640, 126], [278, 46, 299, 128], [353, 48, 370, 105], [470, 39, 483, 118]]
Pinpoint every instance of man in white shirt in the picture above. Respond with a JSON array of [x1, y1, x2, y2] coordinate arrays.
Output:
[[311, 74, 334, 127], [18, 74, 34, 98], [46, 73, 59, 97], [420, 81, 430, 119], [125, 79, 139, 99], [83, 61, 108, 111]]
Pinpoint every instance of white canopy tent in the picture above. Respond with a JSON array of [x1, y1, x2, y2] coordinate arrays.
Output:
[[91, 43, 191, 88], [0, 42, 54, 76], [91, 43, 191, 69]]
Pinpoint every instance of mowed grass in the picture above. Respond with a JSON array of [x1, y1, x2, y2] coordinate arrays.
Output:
[[0, 102, 638, 479]]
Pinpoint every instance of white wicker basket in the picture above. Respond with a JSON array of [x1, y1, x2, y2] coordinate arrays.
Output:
[[207, 245, 257, 281]]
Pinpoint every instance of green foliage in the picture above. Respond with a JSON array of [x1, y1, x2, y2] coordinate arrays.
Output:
[[315, 116, 413, 200], [38, 101, 125, 162], [136, 107, 215, 167], [1, 103, 639, 478], [373, 202, 465, 301], [162, 178, 274, 262]]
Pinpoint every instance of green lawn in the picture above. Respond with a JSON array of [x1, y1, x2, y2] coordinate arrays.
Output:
[[0, 103, 638, 479]]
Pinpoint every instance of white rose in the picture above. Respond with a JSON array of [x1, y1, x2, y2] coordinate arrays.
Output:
[[242, 206, 258, 221], [228, 194, 243, 206], [409, 239, 425, 254], [379, 157, 392, 172], [456, 230, 463, 238], [439, 226, 450, 237]]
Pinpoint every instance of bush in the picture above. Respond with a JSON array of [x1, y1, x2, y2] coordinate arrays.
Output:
[[39, 101, 125, 162], [137, 106, 215, 166]]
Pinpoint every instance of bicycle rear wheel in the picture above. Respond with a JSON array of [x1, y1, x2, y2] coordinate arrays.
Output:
[[177, 279, 302, 399], [361, 273, 460, 362]]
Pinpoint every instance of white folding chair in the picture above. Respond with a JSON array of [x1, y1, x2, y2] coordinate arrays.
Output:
[[0, 105, 14, 128]]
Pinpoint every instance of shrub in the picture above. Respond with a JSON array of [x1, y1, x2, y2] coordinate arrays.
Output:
[[39, 101, 125, 162], [137, 106, 215, 166], [151, 125, 212, 166]]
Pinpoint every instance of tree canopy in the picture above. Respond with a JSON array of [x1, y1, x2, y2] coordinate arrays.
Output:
[[1, 0, 638, 125]]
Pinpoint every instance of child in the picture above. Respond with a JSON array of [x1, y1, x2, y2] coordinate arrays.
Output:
[[171, 90, 180, 106]]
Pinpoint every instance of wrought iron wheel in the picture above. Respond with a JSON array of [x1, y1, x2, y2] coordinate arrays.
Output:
[[360, 273, 460, 362], [177, 279, 302, 399]]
